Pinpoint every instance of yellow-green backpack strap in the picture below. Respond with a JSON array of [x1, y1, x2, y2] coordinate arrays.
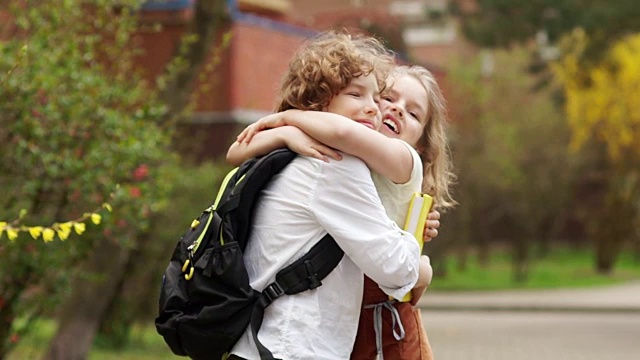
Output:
[[213, 167, 239, 210]]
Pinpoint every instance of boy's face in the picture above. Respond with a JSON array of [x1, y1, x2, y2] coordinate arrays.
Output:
[[378, 74, 428, 147], [325, 74, 381, 130]]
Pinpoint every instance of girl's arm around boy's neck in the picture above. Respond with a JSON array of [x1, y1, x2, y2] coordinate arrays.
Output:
[[274, 110, 415, 184], [227, 126, 342, 166], [227, 127, 289, 166]]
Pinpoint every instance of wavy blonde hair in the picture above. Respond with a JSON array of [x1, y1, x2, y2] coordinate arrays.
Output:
[[393, 65, 456, 210], [275, 31, 394, 112]]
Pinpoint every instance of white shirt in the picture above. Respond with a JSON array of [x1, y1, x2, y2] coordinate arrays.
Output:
[[230, 154, 421, 360], [371, 141, 424, 225]]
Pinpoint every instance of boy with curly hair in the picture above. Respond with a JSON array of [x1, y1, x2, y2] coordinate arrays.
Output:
[[228, 31, 432, 359]]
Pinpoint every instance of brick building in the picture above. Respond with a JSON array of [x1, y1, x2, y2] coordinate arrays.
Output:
[[137, 0, 315, 160], [137, 0, 475, 160], [2, 0, 470, 160], [286, 0, 477, 70]]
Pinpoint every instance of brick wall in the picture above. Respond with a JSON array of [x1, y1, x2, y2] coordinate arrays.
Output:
[[229, 23, 306, 112], [288, 0, 393, 28], [134, 12, 308, 115], [133, 6, 311, 160]]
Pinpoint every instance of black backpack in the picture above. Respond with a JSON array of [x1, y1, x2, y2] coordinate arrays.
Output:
[[155, 149, 345, 360]]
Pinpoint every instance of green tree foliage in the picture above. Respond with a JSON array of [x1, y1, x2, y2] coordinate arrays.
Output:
[[452, 0, 640, 272], [452, 0, 640, 65], [96, 160, 231, 348], [40, 1, 233, 358], [0, 1, 176, 356], [445, 47, 574, 281]]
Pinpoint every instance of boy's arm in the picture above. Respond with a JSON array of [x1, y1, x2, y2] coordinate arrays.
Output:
[[239, 110, 414, 183], [227, 126, 341, 166], [312, 154, 421, 299]]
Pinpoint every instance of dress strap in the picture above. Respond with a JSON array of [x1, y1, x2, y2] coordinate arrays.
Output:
[[364, 300, 406, 360]]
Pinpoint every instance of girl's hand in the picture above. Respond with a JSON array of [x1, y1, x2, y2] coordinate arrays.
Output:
[[410, 255, 433, 306], [423, 209, 441, 243], [236, 121, 269, 144], [237, 111, 300, 143], [280, 127, 342, 162]]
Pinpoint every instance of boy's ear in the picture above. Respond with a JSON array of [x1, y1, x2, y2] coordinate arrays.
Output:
[[321, 101, 332, 112]]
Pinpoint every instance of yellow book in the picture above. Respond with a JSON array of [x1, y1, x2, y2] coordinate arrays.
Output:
[[403, 193, 433, 253], [397, 192, 433, 302]]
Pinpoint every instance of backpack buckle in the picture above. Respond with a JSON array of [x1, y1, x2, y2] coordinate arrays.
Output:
[[304, 260, 322, 290], [263, 282, 284, 305]]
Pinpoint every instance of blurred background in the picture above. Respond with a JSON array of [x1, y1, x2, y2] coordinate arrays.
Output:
[[1, 0, 639, 359]]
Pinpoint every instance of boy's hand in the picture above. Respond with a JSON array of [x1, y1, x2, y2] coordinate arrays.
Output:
[[409, 284, 428, 306], [423, 209, 440, 243]]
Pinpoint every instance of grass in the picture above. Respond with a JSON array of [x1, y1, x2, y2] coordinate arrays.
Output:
[[7, 247, 640, 358], [89, 325, 183, 360], [8, 321, 182, 360], [429, 247, 640, 291]]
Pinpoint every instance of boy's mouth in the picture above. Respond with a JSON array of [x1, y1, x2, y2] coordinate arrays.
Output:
[[355, 120, 376, 129]]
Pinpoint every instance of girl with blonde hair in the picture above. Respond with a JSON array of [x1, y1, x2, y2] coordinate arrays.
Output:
[[231, 63, 455, 359]]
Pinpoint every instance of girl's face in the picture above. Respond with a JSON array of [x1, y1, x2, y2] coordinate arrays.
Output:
[[378, 74, 428, 146], [325, 74, 381, 130]]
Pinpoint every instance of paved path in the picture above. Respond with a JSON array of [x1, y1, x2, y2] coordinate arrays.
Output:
[[417, 281, 640, 359], [422, 310, 640, 360], [418, 281, 640, 312]]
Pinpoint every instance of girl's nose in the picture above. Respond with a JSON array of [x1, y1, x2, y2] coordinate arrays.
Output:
[[391, 104, 404, 118]]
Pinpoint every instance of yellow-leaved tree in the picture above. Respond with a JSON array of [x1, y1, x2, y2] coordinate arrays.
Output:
[[554, 30, 640, 160], [552, 30, 640, 272]]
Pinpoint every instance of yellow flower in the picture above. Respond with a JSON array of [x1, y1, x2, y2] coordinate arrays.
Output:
[[57, 228, 71, 241], [43, 228, 55, 242], [7, 228, 18, 241], [59, 222, 72, 234], [90, 213, 102, 225], [103, 203, 113, 212], [73, 222, 86, 235], [29, 226, 44, 239]]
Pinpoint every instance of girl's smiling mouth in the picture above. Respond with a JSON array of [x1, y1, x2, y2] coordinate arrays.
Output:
[[382, 115, 400, 134]]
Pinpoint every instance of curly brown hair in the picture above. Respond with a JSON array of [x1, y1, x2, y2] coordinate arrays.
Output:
[[274, 31, 395, 112]]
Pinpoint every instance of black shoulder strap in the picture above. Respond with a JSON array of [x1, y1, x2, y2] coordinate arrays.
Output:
[[274, 234, 344, 295], [217, 149, 298, 251], [249, 234, 344, 360]]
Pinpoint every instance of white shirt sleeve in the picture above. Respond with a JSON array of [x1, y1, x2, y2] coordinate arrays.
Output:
[[310, 154, 420, 300]]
